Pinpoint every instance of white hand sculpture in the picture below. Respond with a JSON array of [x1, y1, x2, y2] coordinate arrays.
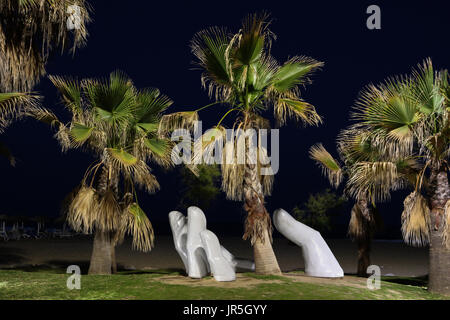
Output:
[[169, 206, 254, 282], [168, 211, 189, 273], [200, 230, 236, 281], [273, 208, 344, 278]]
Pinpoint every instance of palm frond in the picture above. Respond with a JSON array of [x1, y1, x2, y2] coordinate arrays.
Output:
[[69, 123, 94, 144], [0, 92, 41, 131], [346, 161, 400, 203], [96, 189, 121, 232], [122, 203, 155, 252], [67, 186, 98, 234], [273, 97, 322, 126], [191, 26, 233, 101], [271, 56, 323, 93], [348, 203, 365, 240], [401, 191, 430, 247], [348, 201, 378, 240], [158, 111, 199, 135], [48, 75, 83, 115], [443, 200, 450, 249], [192, 126, 226, 165], [0, 0, 91, 91], [234, 12, 272, 66], [134, 88, 172, 127], [142, 137, 173, 168], [410, 58, 445, 115], [309, 144, 343, 188], [221, 130, 246, 201]]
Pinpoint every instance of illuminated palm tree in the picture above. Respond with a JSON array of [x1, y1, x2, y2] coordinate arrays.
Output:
[[0, 0, 91, 92], [351, 59, 450, 294], [310, 129, 418, 276], [169, 13, 323, 274], [32, 71, 173, 274]]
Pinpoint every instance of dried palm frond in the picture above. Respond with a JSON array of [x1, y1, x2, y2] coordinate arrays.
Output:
[[122, 203, 155, 252], [273, 96, 322, 127], [401, 191, 430, 247], [0, 0, 91, 91], [130, 161, 160, 194], [158, 111, 198, 135], [26, 106, 61, 127], [67, 186, 98, 234], [443, 200, 450, 248], [96, 189, 121, 232], [54, 124, 72, 152], [192, 126, 226, 165], [348, 203, 365, 240], [0, 92, 41, 126], [221, 131, 246, 200], [258, 145, 274, 196], [346, 161, 399, 203]]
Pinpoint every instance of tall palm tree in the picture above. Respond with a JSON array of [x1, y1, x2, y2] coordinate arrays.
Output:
[[310, 129, 418, 276], [352, 59, 450, 295], [173, 13, 323, 275], [0, 0, 91, 92], [32, 71, 174, 274]]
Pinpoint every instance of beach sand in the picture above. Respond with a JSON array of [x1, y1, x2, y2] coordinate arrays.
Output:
[[0, 235, 428, 277]]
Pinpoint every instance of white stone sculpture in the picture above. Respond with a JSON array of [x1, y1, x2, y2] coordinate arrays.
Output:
[[273, 208, 344, 278], [169, 206, 255, 282]]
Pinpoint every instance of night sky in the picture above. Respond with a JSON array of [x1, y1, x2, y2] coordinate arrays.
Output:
[[1, 0, 449, 237]]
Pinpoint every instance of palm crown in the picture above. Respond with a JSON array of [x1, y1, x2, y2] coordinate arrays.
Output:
[[33, 71, 174, 251], [188, 13, 323, 201], [348, 59, 449, 247]]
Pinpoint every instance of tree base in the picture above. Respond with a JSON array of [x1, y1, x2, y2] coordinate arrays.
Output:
[[88, 231, 113, 275], [252, 230, 282, 275], [428, 231, 450, 295]]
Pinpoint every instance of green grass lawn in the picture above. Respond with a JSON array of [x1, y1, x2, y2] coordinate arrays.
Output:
[[0, 268, 447, 300]]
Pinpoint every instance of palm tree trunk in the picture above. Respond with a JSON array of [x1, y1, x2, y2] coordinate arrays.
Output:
[[88, 166, 118, 275], [350, 200, 374, 277], [243, 160, 281, 275], [253, 228, 281, 274], [356, 235, 371, 277], [88, 230, 112, 275], [111, 243, 117, 274], [428, 169, 450, 295]]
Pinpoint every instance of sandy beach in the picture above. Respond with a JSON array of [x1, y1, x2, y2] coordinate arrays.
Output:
[[0, 235, 428, 277]]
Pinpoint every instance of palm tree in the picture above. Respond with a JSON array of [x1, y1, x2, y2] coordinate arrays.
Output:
[[310, 129, 417, 276], [32, 71, 174, 274], [176, 13, 323, 275], [0, 0, 91, 92], [352, 59, 450, 295], [0, 92, 41, 164]]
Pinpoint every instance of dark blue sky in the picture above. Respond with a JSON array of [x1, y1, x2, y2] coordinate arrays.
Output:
[[1, 0, 449, 236]]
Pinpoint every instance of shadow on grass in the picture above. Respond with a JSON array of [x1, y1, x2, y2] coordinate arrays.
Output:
[[118, 268, 186, 276], [0, 260, 125, 275], [382, 275, 428, 287], [0, 247, 27, 265]]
